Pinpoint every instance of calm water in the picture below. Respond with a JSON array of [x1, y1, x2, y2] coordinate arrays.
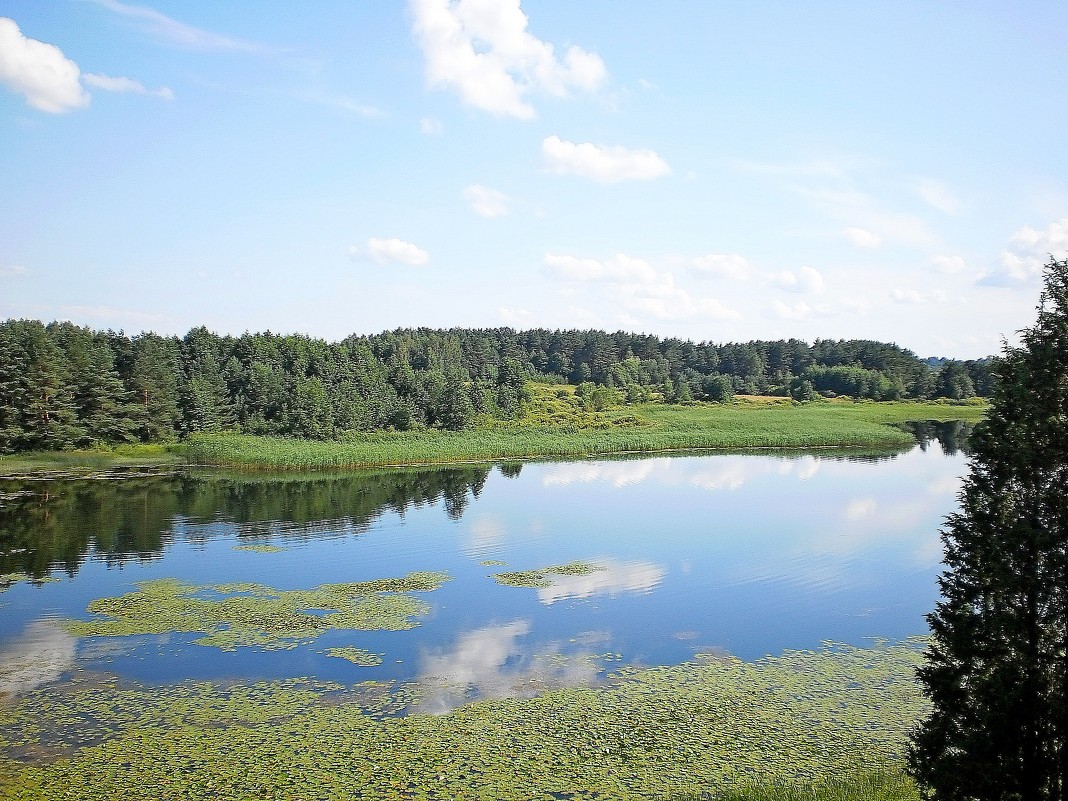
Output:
[[0, 425, 969, 706]]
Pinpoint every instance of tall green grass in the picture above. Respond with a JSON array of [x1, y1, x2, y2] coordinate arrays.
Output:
[[186, 400, 985, 470], [709, 766, 919, 801]]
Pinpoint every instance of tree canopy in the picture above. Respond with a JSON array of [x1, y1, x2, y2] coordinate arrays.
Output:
[[909, 257, 1068, 800], [0, 321, 993, 453]]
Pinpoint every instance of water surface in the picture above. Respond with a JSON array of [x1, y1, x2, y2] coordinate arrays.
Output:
[[0, 429, 967, 705]]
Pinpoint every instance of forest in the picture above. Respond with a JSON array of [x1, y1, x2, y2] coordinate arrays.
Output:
[[0, 319, 993, 453]]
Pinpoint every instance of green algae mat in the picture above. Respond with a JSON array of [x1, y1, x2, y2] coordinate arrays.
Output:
[[0, 639, 927, 800]]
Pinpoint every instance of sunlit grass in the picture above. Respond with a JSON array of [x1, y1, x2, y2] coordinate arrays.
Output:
[[186, 399, 985, 470]]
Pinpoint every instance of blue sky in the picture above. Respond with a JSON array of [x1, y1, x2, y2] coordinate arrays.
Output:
[[1, 1, 1066, 358]]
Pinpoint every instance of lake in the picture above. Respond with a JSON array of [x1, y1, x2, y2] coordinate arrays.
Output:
[[0, 423, 969, 707]]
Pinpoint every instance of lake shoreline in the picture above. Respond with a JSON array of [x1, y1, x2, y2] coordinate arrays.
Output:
[[0, 399, 984, 477]]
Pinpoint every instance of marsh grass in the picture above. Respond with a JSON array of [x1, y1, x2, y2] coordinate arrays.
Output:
[[185, 400, 985, 471], [0, 444, 183, 476]]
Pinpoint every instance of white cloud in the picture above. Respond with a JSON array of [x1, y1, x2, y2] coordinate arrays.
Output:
[[915, 179, 959, 214], [891, 288, 948, 305], [980, 216, 1068, 287], [770, 299, 812, 320], [419, 115, 443, 135], [842, 227, 881, 249], [543, 252, 656, 283], [542, 135, 671, 183], [544, 252, 738, 322], [0, 17, 89, 113], [768, 265, 824, 294], [691, 253, 750, 281], [0, 264, 29, 277], [410, 0, 606, 119], [83, 73, 174, 99], [932, 255, 967, 274], [463, 184, 509, 218], [90, 0, 262, 51], [358, 237, 431, 266], [499, 306, 534, 326]]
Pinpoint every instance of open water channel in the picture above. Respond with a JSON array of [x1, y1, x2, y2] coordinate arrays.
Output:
[[0, 423, 969, 710]]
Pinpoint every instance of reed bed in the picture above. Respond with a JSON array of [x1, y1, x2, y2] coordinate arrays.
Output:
[[186, 400, 985, 471]]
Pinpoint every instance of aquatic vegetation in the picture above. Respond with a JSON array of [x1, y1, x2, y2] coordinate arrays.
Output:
[[479, 559, 507, 566], [64, 572, 450, 651], [324, 647, 383, 667], [0, 639, 929, 799], [493, 561, 602, 588], [0, 573, 58, 592], [231, 543, 284, 553]]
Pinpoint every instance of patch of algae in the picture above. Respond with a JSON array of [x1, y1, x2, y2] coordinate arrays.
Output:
[[0, 639, 929, 800], [63, 572, 449, 651], [493, 560, 603, 588], [231, 544, 284, 553], [324, 647, 384, 667]]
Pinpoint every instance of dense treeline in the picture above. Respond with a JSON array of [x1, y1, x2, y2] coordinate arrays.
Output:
[[0, 319, 993, 453]]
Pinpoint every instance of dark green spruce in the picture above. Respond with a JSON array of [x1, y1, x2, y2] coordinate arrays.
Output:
[[0, 320, 994, 454], [909, 257, 1068, 801]]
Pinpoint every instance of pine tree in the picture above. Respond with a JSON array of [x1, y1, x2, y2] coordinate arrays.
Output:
[[909, 257, 1068, 800]]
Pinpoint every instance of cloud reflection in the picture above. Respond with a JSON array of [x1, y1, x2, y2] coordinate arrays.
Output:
[[0, 620, 77, 697], [415, 621, 601, 713], [537, 558, 665, 605]]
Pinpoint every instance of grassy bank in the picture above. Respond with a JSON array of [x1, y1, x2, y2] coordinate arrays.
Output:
[[0, 443, 184, 477], [186, 399, 985, 471]]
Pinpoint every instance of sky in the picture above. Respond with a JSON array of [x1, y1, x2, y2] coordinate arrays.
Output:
[[1, 1, 1067, 359]]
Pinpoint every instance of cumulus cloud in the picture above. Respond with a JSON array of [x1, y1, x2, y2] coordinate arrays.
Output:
[[932, 255, 967, 274], [410, 0, 606, 119], [691, 253, 750, 281], [498, 306, 534, 326], [542, 135, 671, 183], [463, 185, 509, 218], [842, 227, 881, 249], [90, 0, 262, 51], [770, 300, 812, 320], [768, 265, 824, 294], [83, 72, 173, 99], [543, 252, 657, 283], [354, 237, 430, 266], [544, 252, 738, 321], [980, 216, 1068, 287], [0, 17, 90, 113], [0, 264, 29, 277]]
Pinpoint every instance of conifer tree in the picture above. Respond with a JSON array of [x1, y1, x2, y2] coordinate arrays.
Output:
[[909, 257, 1068, 800]]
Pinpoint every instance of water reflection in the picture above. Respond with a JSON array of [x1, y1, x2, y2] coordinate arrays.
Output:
[[415, 621, 602, 713], [536, 559, 665, 605], [0, 465, 492, 579], [0, 621, 77, 697], [897, 420, 974, 455]]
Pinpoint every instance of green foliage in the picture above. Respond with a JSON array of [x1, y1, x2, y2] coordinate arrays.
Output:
[[0, 321, 992, 454], [909, 258, 1068, 801]]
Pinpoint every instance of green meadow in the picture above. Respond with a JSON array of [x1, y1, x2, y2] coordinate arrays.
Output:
[[184, 397, 985, 471]]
